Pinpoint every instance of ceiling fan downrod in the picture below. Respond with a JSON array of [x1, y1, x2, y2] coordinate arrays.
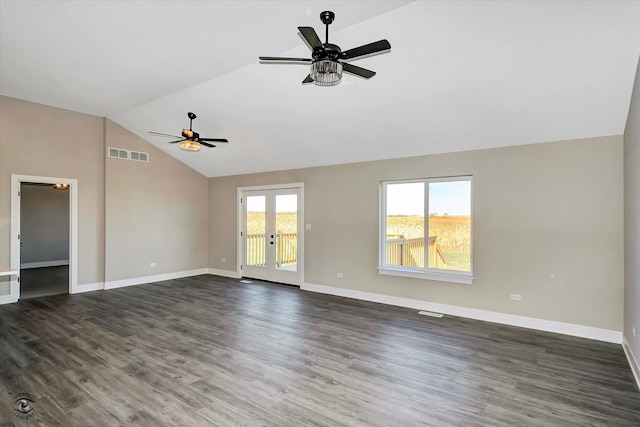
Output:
[[320, 11, 335, 44], [187, 112, 196, 131]]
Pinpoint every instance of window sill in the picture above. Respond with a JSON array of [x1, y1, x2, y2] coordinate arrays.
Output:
[[378, 267, 473, 284]]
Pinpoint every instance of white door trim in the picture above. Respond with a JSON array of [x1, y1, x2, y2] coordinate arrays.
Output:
[[10, 174, 79, 299], [237, 183, 304, 285]]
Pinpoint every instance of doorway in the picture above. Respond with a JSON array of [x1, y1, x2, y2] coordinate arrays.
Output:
[[239, 184, 303, 285], [19, 182, 70, 299], [10, 174, 79, 302]]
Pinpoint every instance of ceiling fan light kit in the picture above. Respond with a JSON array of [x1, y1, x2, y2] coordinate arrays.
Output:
[[180, 140, 201, 152], [311, 60, 342, 86], [259, 10, 391, 86]]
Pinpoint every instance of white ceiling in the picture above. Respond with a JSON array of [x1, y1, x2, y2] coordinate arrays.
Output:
[[1, 1, 639, 178]]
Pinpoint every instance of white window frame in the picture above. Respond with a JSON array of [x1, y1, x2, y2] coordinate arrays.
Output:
[[379, 176, 473, 284]]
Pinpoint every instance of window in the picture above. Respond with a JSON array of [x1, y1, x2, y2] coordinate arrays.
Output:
[[379, 176, 472, 284]]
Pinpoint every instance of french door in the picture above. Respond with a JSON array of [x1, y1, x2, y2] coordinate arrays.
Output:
[[241, 186, 302, 285]]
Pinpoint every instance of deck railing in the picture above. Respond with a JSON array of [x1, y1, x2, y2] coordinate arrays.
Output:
[[385, 236, 447, 269], [246, 233, 297, 267], [247, 232, 446, 270]]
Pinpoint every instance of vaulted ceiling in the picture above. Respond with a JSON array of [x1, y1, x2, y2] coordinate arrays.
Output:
[[1, 1, 639, 177]]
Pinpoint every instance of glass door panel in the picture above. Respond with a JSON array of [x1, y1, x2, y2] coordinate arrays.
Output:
[[275, 194, 297, 272], [246, 195, 266, 267], [242, 188, 301, 285]]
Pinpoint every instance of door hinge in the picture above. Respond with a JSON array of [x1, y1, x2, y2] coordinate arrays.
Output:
[[17, 233, 20, 240], [18, 190, 21, 197], [240, 231, 243, 237], [240, 265, 243, 270]]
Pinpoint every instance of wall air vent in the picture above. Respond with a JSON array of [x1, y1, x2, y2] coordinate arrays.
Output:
[[108, 147, 128, 159], [108, 148, 149, 162], [129, 151, 149, 162]]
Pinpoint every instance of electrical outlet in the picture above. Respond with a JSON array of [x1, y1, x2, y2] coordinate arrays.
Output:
[[510, 294, 521, 301], [337, 272, 343, 278], [150, 262, 156, 267]]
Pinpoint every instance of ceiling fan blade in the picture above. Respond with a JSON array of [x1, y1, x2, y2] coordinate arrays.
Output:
[[302, 74, 314, 84], [298, 26, 323, 50], [199, 138, 228, 143], [200, 142, 217, 148], [167, 139, 185, 144], [340, 40, 391, 60], [342, 63, 376, 79], [149, 131, 182, 138], [259, 57, 312, 63]]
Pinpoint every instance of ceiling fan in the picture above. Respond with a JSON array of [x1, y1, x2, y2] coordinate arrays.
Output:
[[148, 112, 228, 152], [259, 10, 391, 86]]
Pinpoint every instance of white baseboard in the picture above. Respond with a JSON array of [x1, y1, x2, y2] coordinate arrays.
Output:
[[301, 283, 623, 344], [623, 336, 640, 391], [73, 282, 104, 294], [0, 280, 19, 305], [104, 268, 209, 290], [20, 260, 69, 269], [207, 268, 241, 279], [0, 293, 18, 305]]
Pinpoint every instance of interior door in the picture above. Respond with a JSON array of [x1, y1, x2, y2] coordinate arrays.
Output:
[[243, 188, 301, 285]]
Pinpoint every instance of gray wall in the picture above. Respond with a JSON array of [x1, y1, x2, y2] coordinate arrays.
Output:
[[624, 58, 640, 367], [20, 183, 70, 266], [209, 136, 624, 331]]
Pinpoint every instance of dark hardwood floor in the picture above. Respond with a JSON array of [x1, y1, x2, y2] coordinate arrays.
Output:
[[19, 266, 69, 300], [1, 275, 638, 426]]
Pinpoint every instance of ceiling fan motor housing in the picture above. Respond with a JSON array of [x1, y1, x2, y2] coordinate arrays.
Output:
[[182, 129, 199, 139], [312, 43, 341, 61]]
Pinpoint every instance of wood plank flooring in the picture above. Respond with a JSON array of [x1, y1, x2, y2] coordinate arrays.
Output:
[[1, 275, 638, 426], [19, 266, 69, 300]]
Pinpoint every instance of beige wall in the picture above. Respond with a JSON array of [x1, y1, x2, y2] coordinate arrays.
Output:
[[0, 97, 209, 296], [0, 96, 627, 335], [0, 96, 105, 292], [209, 136, 624, 331], [105, 120, 208, 282], [20, 183, 70, 265], [624, 58, 640, 361]]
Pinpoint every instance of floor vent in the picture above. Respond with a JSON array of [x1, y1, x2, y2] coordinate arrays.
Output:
[[108, 147, 149, 162], [418, 311, 444, 318]]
